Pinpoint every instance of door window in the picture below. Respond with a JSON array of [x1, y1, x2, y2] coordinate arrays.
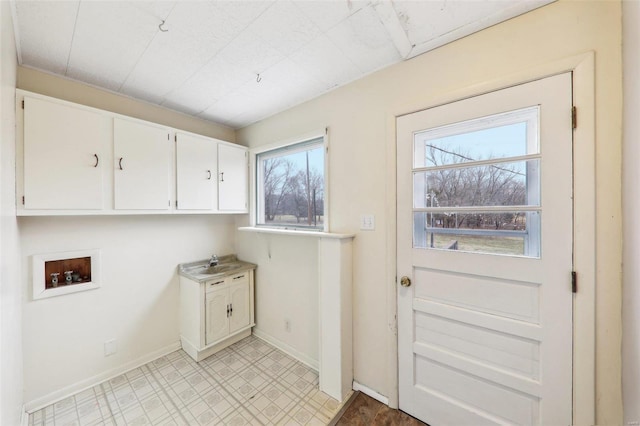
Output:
[[412, 106, 541, 257]]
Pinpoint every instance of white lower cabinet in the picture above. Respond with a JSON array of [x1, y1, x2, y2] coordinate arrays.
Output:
[[205, 287, 229, 345], [180, 270, 255, 362]]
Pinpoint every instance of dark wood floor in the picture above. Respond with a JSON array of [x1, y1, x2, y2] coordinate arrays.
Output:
[[331, 392, 427, 425]]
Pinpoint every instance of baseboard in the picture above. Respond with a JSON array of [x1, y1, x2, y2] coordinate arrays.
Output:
[[352, 381, 389, 405], [253, 329, 319, 371], [24, 341, 181, 413]]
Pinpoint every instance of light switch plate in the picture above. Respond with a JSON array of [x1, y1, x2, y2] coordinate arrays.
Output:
[[360, 214, 375, 230]]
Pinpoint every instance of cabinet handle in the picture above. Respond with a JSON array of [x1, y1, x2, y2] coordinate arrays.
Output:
[[233, 275, 245, 280], [220, 172, 224, 182], [118, 157, 123, 170], [93, 154, 99, 168], [230, 303, 233, 316], [226, 304, 230, 318], [207, 170, 211, 180]]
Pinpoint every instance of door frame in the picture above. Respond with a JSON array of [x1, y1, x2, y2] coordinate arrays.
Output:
[[385, 52, 596, 425]]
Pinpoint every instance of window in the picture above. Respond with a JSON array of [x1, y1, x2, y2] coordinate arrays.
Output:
[[412, 107, 541, 257], [256, 136, 325, 230]]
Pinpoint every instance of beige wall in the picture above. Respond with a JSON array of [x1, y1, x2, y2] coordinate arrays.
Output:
[[17, 67, 235, 143], [622, 0, 640, 423], [0, 1, 23, 424], [16, 71, 241, 407], [237, 1, 623, 423], [235, 231, 319, 367]]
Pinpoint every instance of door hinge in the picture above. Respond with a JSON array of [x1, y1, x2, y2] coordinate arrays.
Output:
[[22, 196, 25, 205], [572, 271, 577, 293], [168, 200, 171, 207], [167, 134, 170, 141], [175, 135, 177, 142], [572, 106, 577, 129], [175, 200, 178, 208], [21, 100, 24, 109]]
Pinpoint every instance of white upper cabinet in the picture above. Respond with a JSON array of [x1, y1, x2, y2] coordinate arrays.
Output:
[[218, 143, 248, 212], [113, 118, 171, 210], [23, 96, 110, 210], [176, 133, 217, 211], [17, 91, 248, 216]]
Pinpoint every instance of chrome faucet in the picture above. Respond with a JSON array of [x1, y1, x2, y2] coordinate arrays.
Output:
[[209, 254, 219, 267]]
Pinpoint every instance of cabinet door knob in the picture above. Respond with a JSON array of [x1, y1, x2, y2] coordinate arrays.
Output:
[[400, 276, 412, 287]]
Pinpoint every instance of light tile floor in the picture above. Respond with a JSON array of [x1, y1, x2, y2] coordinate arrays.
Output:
[[29, 335, 348, 426]]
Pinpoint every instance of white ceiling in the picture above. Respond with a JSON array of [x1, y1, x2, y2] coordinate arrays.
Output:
[[11, 0, 553, 129]]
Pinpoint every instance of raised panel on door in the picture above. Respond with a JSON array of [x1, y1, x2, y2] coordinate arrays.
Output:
[[23, 96, 109, 209], [228, 279, 251, 334], [114, 118, 170, 210], [176, 133, 217, 210], [205, 288, 229, 345], [218, 143, 248, 212]]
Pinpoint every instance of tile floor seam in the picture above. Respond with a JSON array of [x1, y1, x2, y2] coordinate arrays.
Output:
[[28, 336, 346, 426], [194, 353, 268, 425], [142, 363, 192, 425], [99, 383, 117, 422]]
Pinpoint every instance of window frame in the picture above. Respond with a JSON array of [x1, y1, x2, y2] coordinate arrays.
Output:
[[250, 130, 329, 232], [412, 106, 541, 257]]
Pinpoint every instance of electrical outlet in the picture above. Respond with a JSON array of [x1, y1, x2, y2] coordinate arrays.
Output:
[[284, 319, 291, 332], [104, 339, 117, 357], [360, 214, 375, 230]]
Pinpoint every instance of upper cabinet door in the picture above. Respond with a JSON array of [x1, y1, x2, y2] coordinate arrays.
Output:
[[176, 133, 217, 210], [23, 97, 109, 210], [113, 118, 171, 210], [218, 143, 248, 212]]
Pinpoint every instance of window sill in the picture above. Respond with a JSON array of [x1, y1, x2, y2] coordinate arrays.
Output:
[[238, 227, 355, 240]]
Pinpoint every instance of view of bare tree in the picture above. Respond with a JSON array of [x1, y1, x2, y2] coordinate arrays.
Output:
[[423, 144, 528, 231], [261, 150, 324, 227]]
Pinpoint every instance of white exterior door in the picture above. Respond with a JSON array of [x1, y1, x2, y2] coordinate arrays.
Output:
[[397, 73, 573, 425]]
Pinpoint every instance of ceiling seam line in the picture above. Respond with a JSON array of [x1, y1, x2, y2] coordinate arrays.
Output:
[[160, 3, 269, 104], [117, 2, 178, 92], [64, 1, 82, 75]]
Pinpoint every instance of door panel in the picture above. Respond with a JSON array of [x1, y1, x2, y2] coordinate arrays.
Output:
[[229, 280, 251, 334], [23, 97, 109, 209], [205, 288, 229, 345], [218, 143, 248, 211], [114, 118, 170, 210], [397, 73, 573, 425], [176, 133, 217, 210]]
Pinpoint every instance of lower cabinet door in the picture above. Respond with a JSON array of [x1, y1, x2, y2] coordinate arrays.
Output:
[[205, 288, 229, 345], [229, 281, 251, 334]]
